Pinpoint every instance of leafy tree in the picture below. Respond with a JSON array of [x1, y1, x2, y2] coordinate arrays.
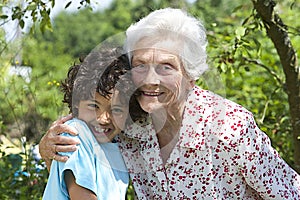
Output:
[[189, 0, 299, 172], [251, 0, 300, 172]]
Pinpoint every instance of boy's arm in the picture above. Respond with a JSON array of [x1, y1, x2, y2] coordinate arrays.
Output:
[[64, 170, 97, 200]]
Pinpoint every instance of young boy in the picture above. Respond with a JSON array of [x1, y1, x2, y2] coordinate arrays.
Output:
[[42, 47, 132, 200]]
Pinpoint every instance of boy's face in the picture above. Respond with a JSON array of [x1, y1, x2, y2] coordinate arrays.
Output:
[[78, 91, 128, 143]]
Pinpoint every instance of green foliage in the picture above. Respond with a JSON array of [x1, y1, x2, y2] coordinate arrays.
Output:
[[0, 63, 67, 142], [199, 0, 300, 166], [0, 145, 48, 200]]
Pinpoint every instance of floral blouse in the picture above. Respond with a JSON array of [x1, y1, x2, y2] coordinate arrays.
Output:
[[118, 86, 300, 200]]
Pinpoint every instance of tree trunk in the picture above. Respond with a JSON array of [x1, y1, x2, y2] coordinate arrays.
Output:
[[251, 0, 300, 173]]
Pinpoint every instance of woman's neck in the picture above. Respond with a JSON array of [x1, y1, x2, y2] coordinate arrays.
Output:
[[150, 100, 185, 147]]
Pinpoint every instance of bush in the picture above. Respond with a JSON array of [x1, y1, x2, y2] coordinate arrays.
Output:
[[0, 143, 48, 200]]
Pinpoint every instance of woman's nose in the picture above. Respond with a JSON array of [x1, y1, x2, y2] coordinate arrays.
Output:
[[143, 65, 160, 85], [97, 111, 111, 124]]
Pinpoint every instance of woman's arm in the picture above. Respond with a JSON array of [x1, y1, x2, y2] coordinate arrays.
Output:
[[39, 115, 80, 171], [64, 170, 97, 200]]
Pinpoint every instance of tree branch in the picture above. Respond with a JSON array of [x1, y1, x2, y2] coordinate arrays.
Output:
[[251, 0, 300, 172]]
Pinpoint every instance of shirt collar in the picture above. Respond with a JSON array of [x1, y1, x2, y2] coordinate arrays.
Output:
[[123, 116, 155, 141], [177, 86, 209, 150]]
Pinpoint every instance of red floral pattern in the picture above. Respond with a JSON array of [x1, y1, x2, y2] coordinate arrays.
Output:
[[118, 86, 300, 199]]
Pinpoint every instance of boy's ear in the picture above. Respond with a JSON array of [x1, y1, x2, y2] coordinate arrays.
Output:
[[188, 80, 196, 90], [72, 105, 79, 116]]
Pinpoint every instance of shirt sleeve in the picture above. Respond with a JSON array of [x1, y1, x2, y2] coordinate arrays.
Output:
[[57, 119, 98, 197], [238, 115, 300, 199]]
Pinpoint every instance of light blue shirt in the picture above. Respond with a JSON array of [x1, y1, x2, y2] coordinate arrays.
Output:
[[42, 118, 129, 200]]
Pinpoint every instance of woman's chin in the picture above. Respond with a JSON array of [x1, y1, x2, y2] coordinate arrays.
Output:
[[139, 100, 164, 113]]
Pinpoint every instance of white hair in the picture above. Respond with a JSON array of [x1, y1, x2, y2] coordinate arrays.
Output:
[[124, 8, 208, 80]]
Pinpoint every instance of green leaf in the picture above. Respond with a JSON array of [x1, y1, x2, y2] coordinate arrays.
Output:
[[235, 26, 246, 40], [26, 2, 37, 11], [65, 1, 72, 9], [52, 0, 55, 8], [19, 19, 24, 29], [0, 15, 8, 19], [232, 5, 243, 13]]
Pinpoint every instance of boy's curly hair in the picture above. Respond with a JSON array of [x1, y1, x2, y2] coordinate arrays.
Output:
[[61, 47, 132, 117], [60, 46, 148, 124]]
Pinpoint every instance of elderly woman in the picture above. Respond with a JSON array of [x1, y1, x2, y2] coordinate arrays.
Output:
[[40, 8, 300, 199]]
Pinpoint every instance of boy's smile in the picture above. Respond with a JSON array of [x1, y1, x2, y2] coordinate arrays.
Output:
[[78, 92, 128, 143]]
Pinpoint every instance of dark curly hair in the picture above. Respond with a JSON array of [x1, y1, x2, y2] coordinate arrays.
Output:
[[61, 47, 129, 115], [61, 46, 147, 123]]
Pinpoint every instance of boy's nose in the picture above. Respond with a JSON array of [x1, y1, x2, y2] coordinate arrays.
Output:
[[97, 111, 111, 124]]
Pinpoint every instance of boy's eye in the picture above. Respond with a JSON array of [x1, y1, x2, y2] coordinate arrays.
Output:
[[88, 103, 99, 109], [111, 107, 124, 114]]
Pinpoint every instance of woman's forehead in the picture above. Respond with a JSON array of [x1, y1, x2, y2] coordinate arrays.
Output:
[[132, 48, 180, 62], [133, 36, 181, 54]]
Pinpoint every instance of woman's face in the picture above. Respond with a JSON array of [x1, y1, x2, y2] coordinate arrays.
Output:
[[78, 91, 128, 143], [131, 43, 194, 113]]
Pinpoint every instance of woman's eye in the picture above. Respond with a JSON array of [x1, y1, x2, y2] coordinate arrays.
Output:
[[162, 64, 173, 70], [156, 64, 174, 74], [132, 64, 147, 72], [134, 63, 145, 68]]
